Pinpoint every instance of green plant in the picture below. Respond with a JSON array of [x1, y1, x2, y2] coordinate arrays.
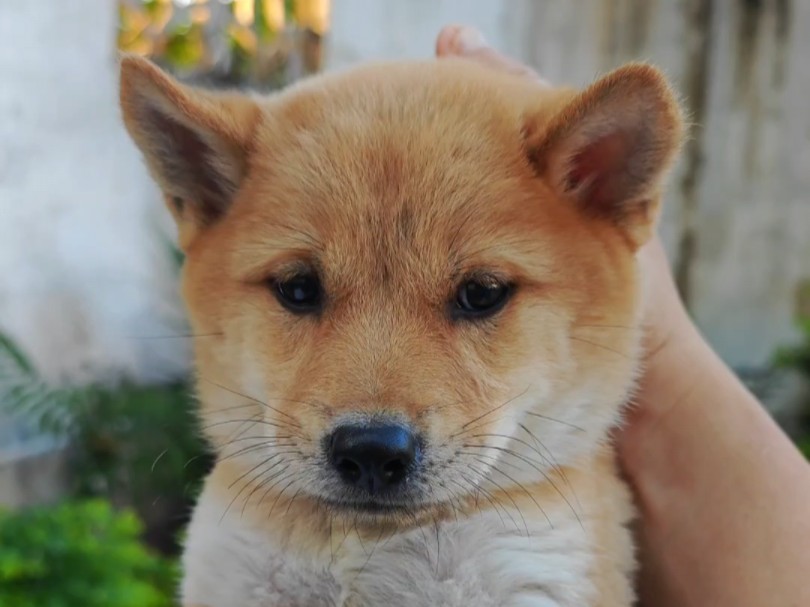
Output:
[[0, 500, 177, 607], [775, 317, 810, 458], [118, 0, 327, 90], [775, 318, 810, 375], [0, 333, 212, 553]]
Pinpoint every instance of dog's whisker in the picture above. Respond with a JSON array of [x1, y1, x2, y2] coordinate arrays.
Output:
[[461, 466, 521, 534], [246, 458, 298, 509], [228, 452, 287, 490], [442, 472, 482, 522], [465, 438, 582, 527], [397, 507, 433, 570], [182, 453, 208, 470], [444, 475, 481, 516], [484, 462, 550, 533], [467, 434, 559, 472], [452, 386, 531, 436], [451, 474, 504, 528], [434, 480, 462, 526], [569, 336, 633, 360], [220, 434, 296, 446], [219, 436, 298, 454], [218, 442, 299, 464], [220, 455, 287, 523], [351, 526, 387, 585], [150, 448, 169, 473], [574, 323, 635, 331], [250, 460, 295, 503], [213, 412, 265, 445], [427, 518, 441, 575], [210, 421, 305, 446], [328, 513, 335, 565], [218, 443, 272, 464], [254, 467, 297, 514], [206, 409, 311, 445], [518, 422, 583, 514], [417, 398, 467, 416], [466, 459, 530, 537], [200, 417, 299, 433], [460, 458, 529, 537], [240, 462, 291, 518], [332, 513, 353, 557], [266, 474, 300, 519], [458, 450, 523, 473], [458, 472, 511, 529], [199, 378, 305, 427], [522, 411, 585, 432], [352, 516, 365, 556], [284, 486, 306, 516]]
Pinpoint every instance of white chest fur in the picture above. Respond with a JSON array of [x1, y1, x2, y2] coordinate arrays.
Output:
[[181, 486, 598, 607]]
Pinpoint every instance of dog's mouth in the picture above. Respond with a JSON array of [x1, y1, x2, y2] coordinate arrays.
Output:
[[320, 496, 426, 515], [318, 496, 455, 524]]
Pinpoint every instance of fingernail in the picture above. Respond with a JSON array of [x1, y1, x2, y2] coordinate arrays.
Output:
[[454, 27, 487, 53]]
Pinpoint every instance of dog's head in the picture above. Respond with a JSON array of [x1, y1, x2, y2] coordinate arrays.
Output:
[[120, 57, 682, 523]]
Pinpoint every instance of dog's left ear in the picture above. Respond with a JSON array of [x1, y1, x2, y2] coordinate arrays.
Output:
[[119, 55, 260, 248], [528, 64, 684, 248]]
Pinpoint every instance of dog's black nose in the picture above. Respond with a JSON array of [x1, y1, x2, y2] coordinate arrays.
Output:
[[328, 423, 418, 494]]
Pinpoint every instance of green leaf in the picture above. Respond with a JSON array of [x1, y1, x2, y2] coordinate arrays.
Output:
[[0, 501, 177, 606]]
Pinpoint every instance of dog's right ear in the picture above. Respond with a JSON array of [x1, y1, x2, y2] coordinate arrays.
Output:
[[119, 55, 260, 248]]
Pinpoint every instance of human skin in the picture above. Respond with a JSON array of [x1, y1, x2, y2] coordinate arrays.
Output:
[[436, 24, 810, 607]]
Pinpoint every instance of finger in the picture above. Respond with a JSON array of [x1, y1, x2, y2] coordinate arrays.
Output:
[[435, 25, 533, 75], [435, 25, 550, 86], [435, 24, 465, 57]]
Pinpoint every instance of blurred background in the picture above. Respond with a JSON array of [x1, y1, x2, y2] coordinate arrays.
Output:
[[0, 1, 808, 604]]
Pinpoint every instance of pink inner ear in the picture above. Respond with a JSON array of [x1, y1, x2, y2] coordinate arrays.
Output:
[[566, 131, 633, 211]]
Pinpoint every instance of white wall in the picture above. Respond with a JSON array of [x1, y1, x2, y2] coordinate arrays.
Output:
[[0, 1, 188, 387]]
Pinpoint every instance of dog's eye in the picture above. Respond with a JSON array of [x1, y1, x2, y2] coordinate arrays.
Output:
[[454, 279, 511, 319], [274, 274, 321, 313]]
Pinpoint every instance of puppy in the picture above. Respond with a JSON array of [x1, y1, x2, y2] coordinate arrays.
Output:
[[120, 52, 683, 606]]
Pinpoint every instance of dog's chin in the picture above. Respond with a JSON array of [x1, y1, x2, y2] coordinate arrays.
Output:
[[318, 495, 442, 526]]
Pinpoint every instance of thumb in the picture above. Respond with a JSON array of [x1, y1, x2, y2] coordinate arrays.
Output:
[[435, 25, 549, 84]]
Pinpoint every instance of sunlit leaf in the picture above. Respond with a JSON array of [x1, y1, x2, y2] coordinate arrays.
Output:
[[261, 0, 286, 32], [190, 5, 211, 25], [164, 24, 206, 68], [228, 23, 258, 54], [294, 0, 330, 35], [232, 0, 255, 26]]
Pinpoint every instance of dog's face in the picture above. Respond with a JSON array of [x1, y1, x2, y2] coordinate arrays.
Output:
[[121, 58, 682, 522]]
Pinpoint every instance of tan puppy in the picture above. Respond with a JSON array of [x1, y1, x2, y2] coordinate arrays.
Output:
[[120, 51, 683, 606]]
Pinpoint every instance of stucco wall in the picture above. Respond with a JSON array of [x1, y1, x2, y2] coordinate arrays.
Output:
[[0, 1, 188, 388]]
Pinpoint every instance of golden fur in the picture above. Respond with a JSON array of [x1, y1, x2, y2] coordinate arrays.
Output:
[[120, 55, 683, 606]]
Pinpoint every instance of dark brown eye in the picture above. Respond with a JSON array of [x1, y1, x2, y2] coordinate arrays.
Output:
[[454, 279, 511, 319], [274, 274, 321, 313]]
